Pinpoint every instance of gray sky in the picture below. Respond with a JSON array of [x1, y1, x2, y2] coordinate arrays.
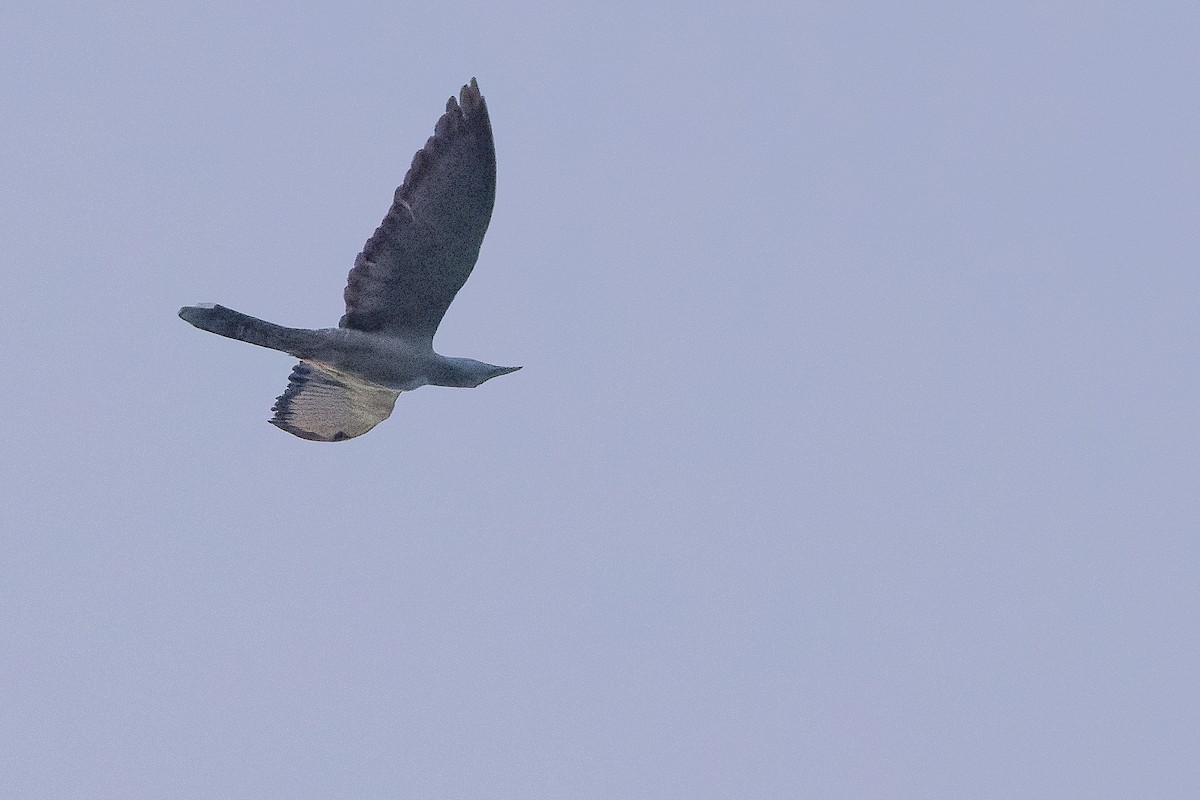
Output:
[[2, 2, 1198, 797]]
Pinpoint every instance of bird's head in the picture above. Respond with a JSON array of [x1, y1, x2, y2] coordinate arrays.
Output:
[[441, 357, 522, 388]]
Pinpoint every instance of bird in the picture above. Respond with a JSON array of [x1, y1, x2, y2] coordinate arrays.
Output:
[[179, 78, 520, 442]]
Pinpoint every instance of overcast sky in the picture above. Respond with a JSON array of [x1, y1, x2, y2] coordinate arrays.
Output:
[[2, 2, 1198, 797]]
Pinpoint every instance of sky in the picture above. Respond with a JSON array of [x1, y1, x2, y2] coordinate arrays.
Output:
[[2, 2, 1198, 797]]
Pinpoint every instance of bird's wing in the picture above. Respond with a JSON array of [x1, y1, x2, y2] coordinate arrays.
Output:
[[270, 362, 401, 442], [340, 78, 496, 344]]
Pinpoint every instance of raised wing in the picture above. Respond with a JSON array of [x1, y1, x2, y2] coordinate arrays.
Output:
[[270, 362, 401, 442], [340, 78, 496, 343]]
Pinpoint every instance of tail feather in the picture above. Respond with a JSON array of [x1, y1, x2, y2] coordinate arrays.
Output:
[[178, 304, 303, 353], [271, 361, 400, 442]]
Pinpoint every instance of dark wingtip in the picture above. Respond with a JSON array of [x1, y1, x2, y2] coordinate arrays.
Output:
[[178, 303, 224, 328], [459, 77, 485, 114]]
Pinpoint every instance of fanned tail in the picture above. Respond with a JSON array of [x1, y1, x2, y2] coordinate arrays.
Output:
[[271, 362, 401, 442]]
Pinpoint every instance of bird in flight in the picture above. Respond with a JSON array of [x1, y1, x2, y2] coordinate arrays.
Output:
[[180, 78, 519, 441]]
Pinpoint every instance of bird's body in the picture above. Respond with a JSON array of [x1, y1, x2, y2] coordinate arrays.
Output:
[[179, 79, 519, 441]]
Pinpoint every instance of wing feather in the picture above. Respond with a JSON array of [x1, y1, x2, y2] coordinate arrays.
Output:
[[340, 78, 496, 342]]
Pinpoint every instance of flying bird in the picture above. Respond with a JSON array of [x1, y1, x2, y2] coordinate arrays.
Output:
[[180, 78, 519, 441]]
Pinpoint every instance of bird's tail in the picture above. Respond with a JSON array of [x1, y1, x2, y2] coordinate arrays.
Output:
[[178, 304, 309, 354]]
